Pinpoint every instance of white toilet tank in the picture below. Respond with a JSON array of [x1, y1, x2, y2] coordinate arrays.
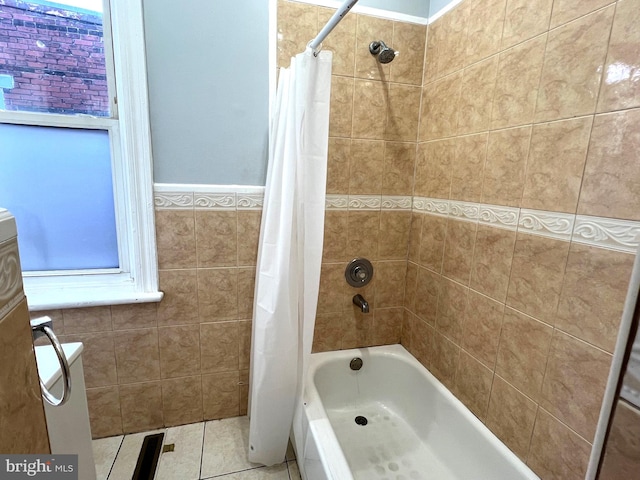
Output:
[[35, 342, 97, 480]]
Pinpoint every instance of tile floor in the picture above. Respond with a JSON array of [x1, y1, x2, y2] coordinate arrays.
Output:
[[92, 416, 301, 480]]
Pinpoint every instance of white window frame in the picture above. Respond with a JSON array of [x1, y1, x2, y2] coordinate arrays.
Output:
[[0, 0, 162, 310]]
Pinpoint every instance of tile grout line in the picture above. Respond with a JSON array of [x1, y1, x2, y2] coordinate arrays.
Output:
[[105, 435, 125, 480], [573, 1, 618, 219], [199, 421, 207, 480]]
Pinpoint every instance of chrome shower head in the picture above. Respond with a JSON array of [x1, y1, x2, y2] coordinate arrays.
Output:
[[369, 40, 397, 64]]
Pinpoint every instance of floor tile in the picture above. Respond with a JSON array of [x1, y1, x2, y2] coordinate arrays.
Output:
[[102, 418, 295, 480], [204, 464, 289, 479], [92, 436, 123, 480], [156, 423, 204, 480], [287, 460, 301, 480], [200, 416, 260, 478], [108, 429, 166, 480]]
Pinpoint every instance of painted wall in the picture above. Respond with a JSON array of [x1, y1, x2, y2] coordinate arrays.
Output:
[[143, 0, 269, 185], [429, 0, 455, 17], [358, 0, 429, 18], [289, 0, 430, 19], [351, 0, 461, 20]]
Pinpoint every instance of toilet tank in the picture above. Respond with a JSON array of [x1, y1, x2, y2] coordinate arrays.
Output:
[[35, 342, 97, 480]]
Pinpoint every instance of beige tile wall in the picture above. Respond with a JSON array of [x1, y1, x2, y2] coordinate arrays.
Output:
[[278, 0, 425, 353], [40, 208, 260, 438], [405, 0, 640, 478]]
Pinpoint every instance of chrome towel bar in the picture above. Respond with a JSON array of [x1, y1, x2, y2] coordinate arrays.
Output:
[[31, 316, 72, 407]]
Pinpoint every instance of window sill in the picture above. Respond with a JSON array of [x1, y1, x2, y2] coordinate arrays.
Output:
[[24, 274, 163, 311]]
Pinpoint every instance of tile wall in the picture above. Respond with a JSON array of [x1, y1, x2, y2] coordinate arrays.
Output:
[[403, 0, 640, 478], [277, 0, 426, 352], [38, 201, 260, 438]]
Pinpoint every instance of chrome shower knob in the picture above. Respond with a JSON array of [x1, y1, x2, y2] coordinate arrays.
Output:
[[345, 258, 374, 287]]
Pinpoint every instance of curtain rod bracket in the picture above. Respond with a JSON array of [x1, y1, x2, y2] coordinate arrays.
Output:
[[308, 0, 359, 53], [307, 41, 322, 57]]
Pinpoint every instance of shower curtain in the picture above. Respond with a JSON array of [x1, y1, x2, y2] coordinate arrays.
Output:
[[248, 48, 332, 466]]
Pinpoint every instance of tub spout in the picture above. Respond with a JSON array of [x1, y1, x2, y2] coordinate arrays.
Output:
[[352, 294, 369, 313]]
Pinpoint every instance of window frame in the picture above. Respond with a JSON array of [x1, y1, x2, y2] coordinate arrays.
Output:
[[0, 0, 162, 309]]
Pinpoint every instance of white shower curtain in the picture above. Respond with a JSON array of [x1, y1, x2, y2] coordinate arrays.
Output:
[[248, 48, 332, 466]]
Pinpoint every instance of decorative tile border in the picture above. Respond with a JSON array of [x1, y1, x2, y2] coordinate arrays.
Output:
[[413, 197, 449, 217], [518, 209, 575, 241], [154, 192, 194, 209], [154, 184, 265, 211], [478, 205, 520, 231], [326, 195, 414, 211], [156, 186, 415, 213], [449, 201, 480, 223], [381, 196, 413, 210], [153, 186, 640, 254], [325, 194, 349, 210], [348, 195, 381, 210], [155, 186, 413, 213], [237, 193, 264, 210], [194, 193, 236, 210], [573, 216, 640, 253], [412, 197, 640, 253]]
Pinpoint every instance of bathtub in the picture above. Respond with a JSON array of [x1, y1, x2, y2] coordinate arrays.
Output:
[[293, 344, 539, 480]]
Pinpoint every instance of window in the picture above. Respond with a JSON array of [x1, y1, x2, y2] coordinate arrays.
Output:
[[0, 0, 161, 309]]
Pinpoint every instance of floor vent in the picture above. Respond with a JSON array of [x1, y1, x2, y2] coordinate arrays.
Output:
[[132, 432, 165, 480]]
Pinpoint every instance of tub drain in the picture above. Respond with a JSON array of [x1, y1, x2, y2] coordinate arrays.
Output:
[[355, 416, 368, 426]]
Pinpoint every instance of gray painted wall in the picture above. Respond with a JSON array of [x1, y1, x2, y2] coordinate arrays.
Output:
[[358, 0, 429, 18], [143, 0, 269, 185], [429, 0, 453, 17]]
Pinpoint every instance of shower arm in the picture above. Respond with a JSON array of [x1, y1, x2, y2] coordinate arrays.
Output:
[[308, 0, 360, 56]]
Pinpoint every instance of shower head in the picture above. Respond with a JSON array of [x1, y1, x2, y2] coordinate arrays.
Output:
[[369, 40, 398, 64]]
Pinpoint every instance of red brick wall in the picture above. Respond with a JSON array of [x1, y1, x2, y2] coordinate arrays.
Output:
[[0, 0, 109, 116]]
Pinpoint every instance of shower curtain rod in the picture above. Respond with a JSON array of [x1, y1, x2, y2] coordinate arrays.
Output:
[[308, 0, 360, 55]]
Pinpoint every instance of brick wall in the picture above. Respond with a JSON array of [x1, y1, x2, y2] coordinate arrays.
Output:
[[0, 0, 109, 116]]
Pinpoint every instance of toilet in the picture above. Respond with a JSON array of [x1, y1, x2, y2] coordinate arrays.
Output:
[[35, 342, 97, 480]]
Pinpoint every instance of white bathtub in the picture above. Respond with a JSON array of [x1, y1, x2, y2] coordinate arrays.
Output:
[[293, 344, 540, 480]]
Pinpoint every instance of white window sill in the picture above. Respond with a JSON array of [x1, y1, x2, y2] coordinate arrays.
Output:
[[24, 273, 163, 311]]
